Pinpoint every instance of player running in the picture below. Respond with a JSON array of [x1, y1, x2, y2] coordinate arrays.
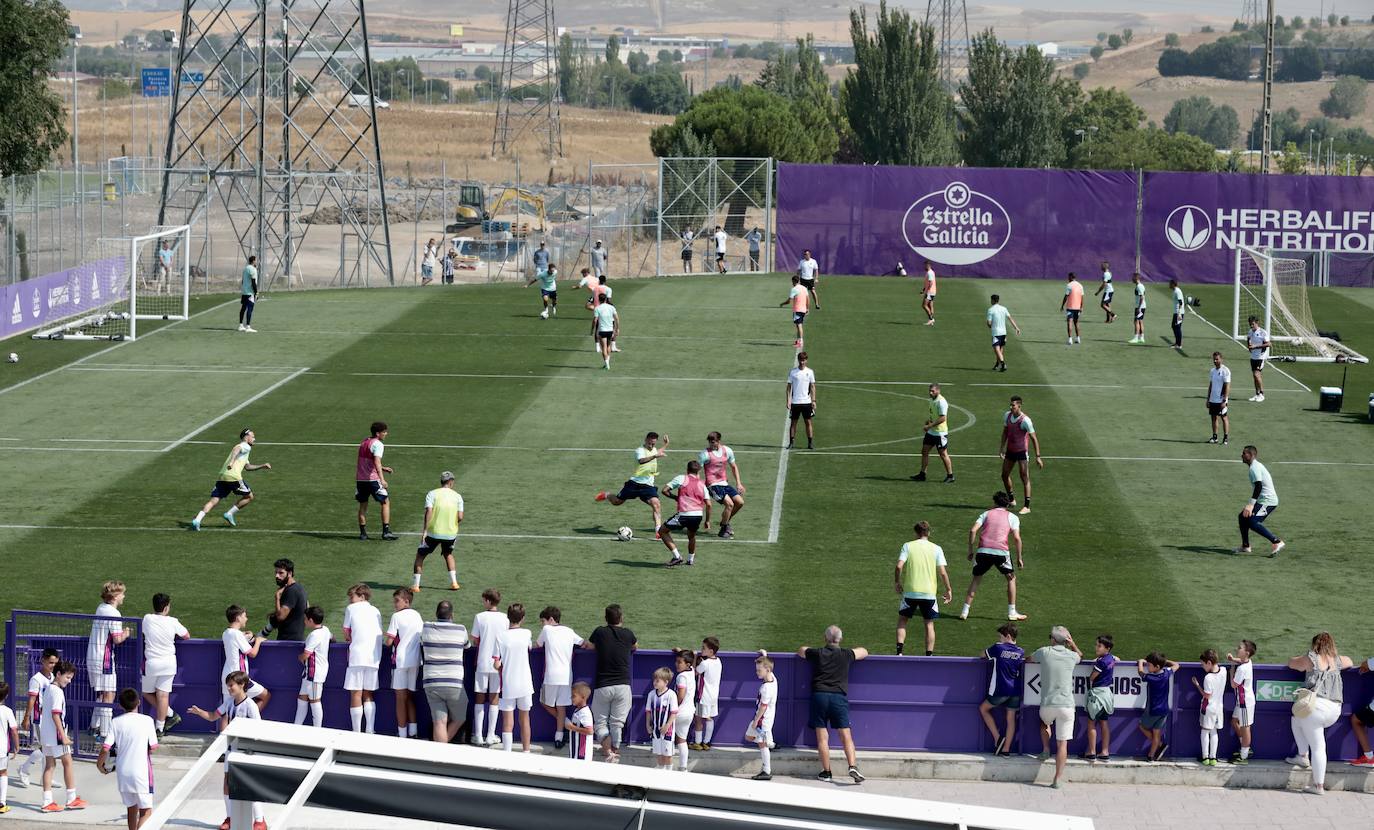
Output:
[[1095, 261, 1116, 323], [958, 491, 1027, 622], [921, 261, 937, 325], [412, 471, 464, 592], [592, 296, 619, 370], [1246, 316, 1271, 402], [356, 421, 397, 541], [525, 263, 558, 319], [1060, 272, 1084, 345], [700, 432, 745, 539], [999, 396, 1043, 515], [913, 383, 954, 483], [659, 460, 707, 567], [1129, 273, 1147, 344], [596, 432, 670, 535], [986, 294, 1020, 372], [1237, 445, 1284, 557], [798, 249, 821, 309], [191, 429, 271, 531], [781, 275, 808, 349]]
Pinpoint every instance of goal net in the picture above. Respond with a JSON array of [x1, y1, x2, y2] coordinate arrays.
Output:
[[30, 225, 191, 341], [1232, 244, 1368, 363]]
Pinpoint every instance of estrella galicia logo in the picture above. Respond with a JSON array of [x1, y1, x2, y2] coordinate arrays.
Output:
[[902, 182, 1012, 266], [1165, 205, 1211, 252]]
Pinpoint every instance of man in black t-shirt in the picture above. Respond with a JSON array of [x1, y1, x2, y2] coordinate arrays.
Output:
[[798, 624, 868, 783], [581, 604, 637, 762], [261, 558, 308, 641]]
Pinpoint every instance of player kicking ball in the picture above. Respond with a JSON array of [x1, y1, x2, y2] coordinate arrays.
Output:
[[192, 429, 271, 531], [596, 432, 670, 537]]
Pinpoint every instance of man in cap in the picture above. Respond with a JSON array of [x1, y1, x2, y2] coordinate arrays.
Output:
[[412, 471, 465, 591]]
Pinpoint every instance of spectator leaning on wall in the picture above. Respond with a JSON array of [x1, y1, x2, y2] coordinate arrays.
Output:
[[798, 625, 868, 785]]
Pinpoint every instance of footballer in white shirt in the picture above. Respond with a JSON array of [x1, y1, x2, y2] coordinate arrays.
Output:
[[535, 607, 584, 749], [470, 589, 509, 746], [1206, 352, 1231, 445], [385, 588, 424, 737], [493, 604, 535, 752], [1245, 316, 1271, 401]]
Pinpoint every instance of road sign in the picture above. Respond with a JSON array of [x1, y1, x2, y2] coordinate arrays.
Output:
[[142, 67, 171, 97], [180, 71, 205, 84]]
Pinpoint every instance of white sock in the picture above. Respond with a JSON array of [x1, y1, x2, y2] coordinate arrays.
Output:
[[156, 719, 165, 731], [677, 743, 689, 769], [350, 706, 363, 732], [295, 700, 308, 725], [398, 726, 407, 737], [688, 552, 695, 564], [694, 728, 704, 744], [487, 705, 500, 740], [252, 803, 263, 822], [1008, 605, 1017, 616], [1208, 729, 1219, 758], [194, 510, 207, 523], [502, 732, 513, 751], [65, 788, 76, 804], [448, 570, 457, 584], [224, 795, 231, 817], [363, 701, 376, 733], [960, 603, 971, 617], [24, 748, 41, 773], [226, 505, 239, 517], [703, 720, 715, 744], [311, 701, 323, 727], [555, 730, 565, 741], [760, 745, 771, 773], [42, 790, 53, 807], [1241, 746, 1251, 759], [669, 546, 680, 559], [1, 775, 8, 806], [475, 707, 485, 740], [412, 573, 422, 589], [407, 723, 417, 737]]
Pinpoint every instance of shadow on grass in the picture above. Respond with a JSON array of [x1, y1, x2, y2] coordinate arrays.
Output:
[[604, 559, 668, 569], [1162, 544, 1238, 557], [571, 525, 619, 538], [742, 341, 796, 348], [858, 475, 920, 483], [1140, 437, 1213, 445], [365, 579, 407, 591]]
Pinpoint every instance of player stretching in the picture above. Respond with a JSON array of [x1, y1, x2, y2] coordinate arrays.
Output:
[[921, 261, 937, 325], [356, 421, 397, 541], [913, 383, 954, 483], [1095, 261, 1116, 323], [781, 275, 808, 349], [1246, 317, 1271, 402], [191, 429, 271, 531], [959, 491, 1027, 622], [798, 249, 821, 309], [1060, 272, 1084, 345], [1237, 445, 1284, 557], [999, 396, 1042, 515], [596, 432, 670, 535], [659, 460, 706, 567], [1129, 273, 1147, 344], [986, 294, 1020, 372], [700, 432, 745, 539]]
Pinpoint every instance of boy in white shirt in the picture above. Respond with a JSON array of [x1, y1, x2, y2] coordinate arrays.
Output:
[[187, 672, 266, 830], [645, 668, 678, 770], [493, 604, 535, 752], [692, 636, 722, 750], [40, 661, 85, 812], [87, 581, 131, 738], [565, 682, 595, 761], [1192, 649, 1227, 765], [470, 588, 507, 746], [746, 651, 778, 780], [534, 606, 583, 749], [672, 649, 697, 770], [141, 594, 190, 736], [295, 608, 331, 727], [384, 589, 424, 738], [18, 648, 59, 788], [0, 682, 16, 815], [96, 688, 158, 829], [342, 584, 382, 733], [1227, 639, 1257, 764], [221, 605, 271, 722]]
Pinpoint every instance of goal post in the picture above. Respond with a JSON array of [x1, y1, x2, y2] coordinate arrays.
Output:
[[30, 225, 191, 342], [1231, 244, 1368, 364]]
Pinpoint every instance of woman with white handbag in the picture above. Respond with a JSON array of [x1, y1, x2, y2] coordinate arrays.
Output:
[[1286, 632, 1354, 794]]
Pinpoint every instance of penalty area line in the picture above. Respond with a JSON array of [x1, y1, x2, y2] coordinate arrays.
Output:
[[0, 523, 772, 545], [160, 367, 312, 453]]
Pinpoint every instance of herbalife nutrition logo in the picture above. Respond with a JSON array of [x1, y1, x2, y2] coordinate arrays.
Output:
[[902, 182, 1012, 266], [1165, 205, 1211, 252]]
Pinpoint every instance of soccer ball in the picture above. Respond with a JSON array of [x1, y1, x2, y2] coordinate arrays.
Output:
[[616, 526, 634, 542], [6, 353, 17, 363]]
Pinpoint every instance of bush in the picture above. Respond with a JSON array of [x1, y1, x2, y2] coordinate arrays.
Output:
[[1291, 16, 1304, 29], [1320, 76, 1368, 118], [1158, 48, 1191, 76], [99, 77, 131, 100], [731, 43, 751, 59], [1340, 15, 1349, 26], [1164, 32, 1181, 47], [1276, 44, 1323, 81], [1301, 30, 1325, 45], [1090, 45, 1104, 61], [1107, 34, 1123, 49], [1073, 62, 1090, 80], [1327, 13, 1337, 27], [1201, 25, 1215, 33], [1123, 28, 1134, 44], [1337, 50, 1374, 80], [1231, 20, 1247, 31]]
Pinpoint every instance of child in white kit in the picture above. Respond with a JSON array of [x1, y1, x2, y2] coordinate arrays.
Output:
[[221, 605, 271, 720], [471, 588, 508, 746], [96, 688, 159, 830], [535, 606, 583, 749], [692, 636, 722, 750], [746, 651, 778, 780], [295, 607, 331, 727], [384, 588, 424, 737], [40, 661, 85, 812], [566, 682, 595, 761], [672, 649, 697, 771], [645, 667, 678, 770], [0, 682, 16, 815], [1227, 639, 1257, 763], [1193, 649, 1227, 766], [494, 603, 534, 752], [187, 672, 266, 830], [342, 583, 383, 733]]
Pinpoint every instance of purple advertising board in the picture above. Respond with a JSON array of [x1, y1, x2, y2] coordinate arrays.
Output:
[[0, 257, 127, 339], [1141, 171, 1374, 286], [775, 164, 1137, 280]]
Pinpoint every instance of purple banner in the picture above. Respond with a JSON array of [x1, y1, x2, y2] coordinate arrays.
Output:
[[1, 257, 127, 339], [776, 164, 1138, 279], [1141, 171, 1374, 286]]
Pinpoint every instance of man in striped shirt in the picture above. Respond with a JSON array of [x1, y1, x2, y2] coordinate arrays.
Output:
[[421, 601, 470, 743]]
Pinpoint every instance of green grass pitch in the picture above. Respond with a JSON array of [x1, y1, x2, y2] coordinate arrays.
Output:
[[3, 274, 1373, 663]]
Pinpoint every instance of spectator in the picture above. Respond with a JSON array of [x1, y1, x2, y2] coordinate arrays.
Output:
[[581, 604, 638, 763], [798, 625, 869, 784], [978, 623, 1024, 756], [744, 227, 762, 271], [421, 600, 470, 744], [1287, 632, 1353, 794], [591, 239, 608, 279], [87, 580, 131, 739], [680, 229, 695, 273], [421, 238, 437, 286], [893, 520, 952, 656], [384, 588, 424, 738], [1028, 625, 1080, 789], [262, 558, 308, 641]]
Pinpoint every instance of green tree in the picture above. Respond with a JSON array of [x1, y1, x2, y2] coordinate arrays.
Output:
[[1123, 28, 1134, 44], [628, 67, 689, 114], [1291, 16, 1304, 29], [1327, 13, 1337, 27], [1320, 76, 1368, 118], [627, 50, 649, 75], [99, 77, 131, 100], [1091, 127, 1219, 171], [1107, 34, 1123, 49], [959, 30, 1066, 167], [1232, 20, 1248, 31], [732, 43, 752, 59], [1090, 44, 1104, 61], [605, 33, 621, 66], [1340, 15, 1349, 26], [1278, 140, 1305, 173], [649, 85, 834, 162], [1164, 32, 1181, 47], [1162, 95, 1239, 148], [756, 34, 841, 160], [1096, 31, 1108, 43], [1276, 44, 1322, 81], [656, 48, 674, 64], [556, 33, 584, 104], [1073, 62, 1090, 80], [0, 0, 69, 175], [1301, 30, 1325, 45], [841, 0, 958, 166], [1061, 86, 1145, 165]]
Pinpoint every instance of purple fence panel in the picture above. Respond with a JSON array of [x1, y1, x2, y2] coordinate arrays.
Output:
[[1140, 172, 1374, 284], [776, 164, 1137, 279], [0, 257, 128, 339]]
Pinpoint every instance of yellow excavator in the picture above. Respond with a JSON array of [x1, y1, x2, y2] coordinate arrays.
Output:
[[445, 185, 546, 236]]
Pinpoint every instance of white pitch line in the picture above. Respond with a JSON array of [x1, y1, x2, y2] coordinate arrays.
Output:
[[1187, 306, 1311, 393], [768, 417, 790, 545], [789, 450, 1374, 467], [71, 366, 305, 375], [0, 298, 239, 397], [160, 368, 312, 453], [0, 523, 769, 544]]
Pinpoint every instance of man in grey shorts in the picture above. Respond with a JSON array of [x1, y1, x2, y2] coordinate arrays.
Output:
[[420, 600, 470, 743], [581, 603, 637, 762]]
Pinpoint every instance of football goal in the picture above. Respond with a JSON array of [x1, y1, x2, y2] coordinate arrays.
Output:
[[30, 225, 191, 341], [1232, 244, 1367, 363]]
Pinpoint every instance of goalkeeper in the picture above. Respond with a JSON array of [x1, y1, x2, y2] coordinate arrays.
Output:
[[191, 429, 272, 531]]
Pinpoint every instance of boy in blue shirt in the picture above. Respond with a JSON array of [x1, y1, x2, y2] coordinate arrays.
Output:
[[1083, 634, 1117, 761], [977, 623, 1024, 756], [1137, 651, 1179, 761]]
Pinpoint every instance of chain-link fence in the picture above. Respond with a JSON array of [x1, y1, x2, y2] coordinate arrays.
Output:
[[658, 157, 774, 275]]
